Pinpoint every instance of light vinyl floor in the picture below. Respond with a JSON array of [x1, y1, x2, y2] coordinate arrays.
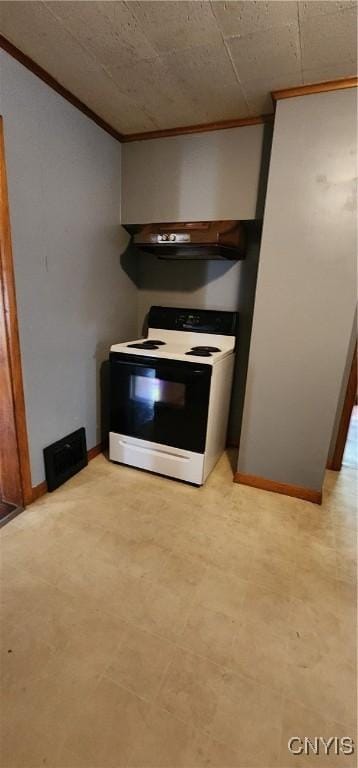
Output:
[[1, 452, 357, 768]]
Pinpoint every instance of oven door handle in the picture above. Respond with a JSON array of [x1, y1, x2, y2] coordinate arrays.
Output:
[[111, 358, 209, 376], [111, 358, 163, 370]]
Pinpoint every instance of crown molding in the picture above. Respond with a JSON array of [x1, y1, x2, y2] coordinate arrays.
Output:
[[121, 114, 274, 143], [272, 76, 358, 102], [0, 35, 124, 142]]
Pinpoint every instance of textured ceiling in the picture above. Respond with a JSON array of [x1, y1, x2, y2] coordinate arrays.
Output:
[[0, 1, 357, 135]]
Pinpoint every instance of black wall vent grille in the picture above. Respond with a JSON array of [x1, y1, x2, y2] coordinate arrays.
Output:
[[44, 427, 88, 491]]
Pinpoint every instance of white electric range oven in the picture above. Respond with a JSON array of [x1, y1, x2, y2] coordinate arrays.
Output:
[[109, 306, 238, 485]]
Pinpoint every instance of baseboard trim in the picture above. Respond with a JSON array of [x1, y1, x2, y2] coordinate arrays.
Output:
[[31, 481, 48, 502], [234, 471, 322, 504], [326, 460, 337, 471], [30, 442, 103, 503], [87, 443, 103, 461]]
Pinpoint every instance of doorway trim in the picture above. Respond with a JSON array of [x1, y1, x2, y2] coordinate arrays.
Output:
[[327, 342, 357, 471], [0, 116, 32, 506]]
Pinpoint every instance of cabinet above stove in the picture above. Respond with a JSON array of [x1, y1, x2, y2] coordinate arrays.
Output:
[[121, 124, 271, 225]]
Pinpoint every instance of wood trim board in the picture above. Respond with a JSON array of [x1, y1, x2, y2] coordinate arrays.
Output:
[[327, 343, 357, 471], [234, 471, 322, 504], [31, 480, 48, 503], [0, 254, 22, 505], [30, 442, 104, 502], [0, 35, 124, 142], [121, 114, 273, 142], [0, 116, 33, 507], [272, 77, 358, 102], [87, 443, 104, 462]]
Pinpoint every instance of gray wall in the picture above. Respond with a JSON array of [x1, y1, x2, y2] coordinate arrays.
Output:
[[0, 51, 138, 487], [136, 223, 261, 444], [121, 124, 268, 223], [237, 88, 357, 492]]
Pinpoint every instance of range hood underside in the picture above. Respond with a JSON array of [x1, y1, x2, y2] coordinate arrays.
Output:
[[138, 244, 242, 260], [128, 220, 247, 261]]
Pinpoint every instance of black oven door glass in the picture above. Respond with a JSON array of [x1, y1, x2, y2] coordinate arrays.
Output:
[[110, 353, 212, 453]]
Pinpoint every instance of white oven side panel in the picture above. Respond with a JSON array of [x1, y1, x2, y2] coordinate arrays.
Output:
[[109, 432, 205, 485], [203, 355, 235, 481]]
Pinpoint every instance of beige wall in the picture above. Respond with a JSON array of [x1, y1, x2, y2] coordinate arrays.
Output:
[[237, 87, 357, 493]]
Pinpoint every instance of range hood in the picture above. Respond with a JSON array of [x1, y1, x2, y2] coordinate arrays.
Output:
[[130, 221, 246, 260]]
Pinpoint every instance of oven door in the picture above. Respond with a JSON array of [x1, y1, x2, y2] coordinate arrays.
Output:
[[110, 353, 212, 453]]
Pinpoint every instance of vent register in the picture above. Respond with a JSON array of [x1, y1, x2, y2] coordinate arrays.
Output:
[[44, 428, 87, 491]]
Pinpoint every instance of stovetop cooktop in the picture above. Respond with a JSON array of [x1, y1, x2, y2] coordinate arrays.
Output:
[[111, 306, 238, 366], [127, 340, 167, 350], [111, 336, 234, 365]]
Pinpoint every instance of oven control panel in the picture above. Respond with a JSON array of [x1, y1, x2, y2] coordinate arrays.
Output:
[[148, 306, 238, 336]]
